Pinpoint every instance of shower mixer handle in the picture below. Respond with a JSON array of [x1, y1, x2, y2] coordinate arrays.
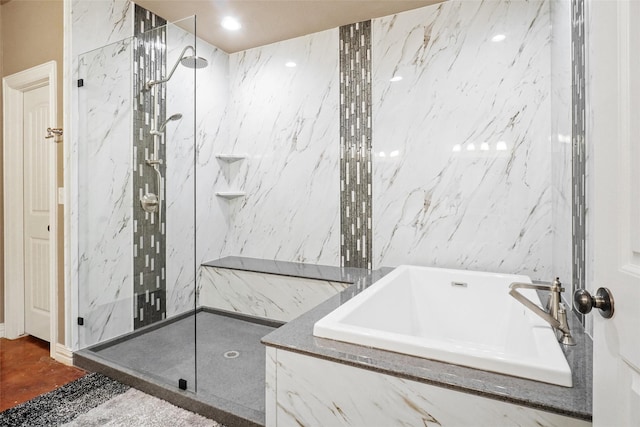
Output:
[[140, 193, 159, 213], [143, 159, 164, 230]]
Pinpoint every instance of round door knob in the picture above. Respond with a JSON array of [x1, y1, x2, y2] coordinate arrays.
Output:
[[573, 287, 614, 319]]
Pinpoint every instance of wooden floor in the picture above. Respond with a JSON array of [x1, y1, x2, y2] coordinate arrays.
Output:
[[0, 335, 86, 411]]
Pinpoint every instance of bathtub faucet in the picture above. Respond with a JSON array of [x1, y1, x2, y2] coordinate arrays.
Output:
[[509, 278, 576, 346]]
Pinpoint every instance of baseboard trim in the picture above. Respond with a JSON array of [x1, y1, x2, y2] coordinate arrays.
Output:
[[0, 323, 4, 338], [55, 343, 74, 366]]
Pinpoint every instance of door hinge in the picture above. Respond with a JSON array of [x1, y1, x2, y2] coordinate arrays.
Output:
[[77, 79, 84, 88], [77, 317, 85, 326]]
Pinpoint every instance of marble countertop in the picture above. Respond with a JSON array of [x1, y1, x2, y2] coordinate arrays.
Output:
[[261, 267, 593, 421]]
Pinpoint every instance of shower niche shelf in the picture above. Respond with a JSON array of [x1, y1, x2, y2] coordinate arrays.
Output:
[[215, 153, 247, 163], [216, 191, 246, 200], [216, 154, 247, 201]]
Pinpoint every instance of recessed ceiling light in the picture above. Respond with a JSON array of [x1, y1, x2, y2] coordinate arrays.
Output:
[[390, 75, 403, 82], [285, 61, 297, 68], [491, 34, 506, 42], [221, 16, 241, 31]]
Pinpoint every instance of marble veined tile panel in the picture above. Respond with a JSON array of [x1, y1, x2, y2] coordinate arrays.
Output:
[[163, 24, 198, 318], [198, 267, 349, 322], [372, 0, 554, 281], [70, 0, 134, 350], [72, 0, 133, 56], [550, 0, 573, 288], [270, 349, 590, 427], [222, 29, 341, 266], [192, 38, 231, 267], [76, 39, 134, 347], [164, 26, 230, 318], [265, 347, 277, 427]]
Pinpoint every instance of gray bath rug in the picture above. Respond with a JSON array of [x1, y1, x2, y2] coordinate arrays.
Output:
[[0, 373, 129, 426], [62, 388, 223, 427], [0, 373, 224, 427]]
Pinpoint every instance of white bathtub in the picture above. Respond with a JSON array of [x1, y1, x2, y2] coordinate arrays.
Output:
[[313, 265, 572, 387]]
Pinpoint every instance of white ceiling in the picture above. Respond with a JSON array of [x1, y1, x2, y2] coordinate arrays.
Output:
[[134, 0, 442, 53]]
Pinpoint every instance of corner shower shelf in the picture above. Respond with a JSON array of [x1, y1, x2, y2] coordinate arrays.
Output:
[[216, 191, 246, 200], [215, 153, 247, 163], [216, 155, 247, 199]]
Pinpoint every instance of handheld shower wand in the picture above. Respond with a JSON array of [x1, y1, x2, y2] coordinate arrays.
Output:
[[141, 113, 183, 228], [149, 113, 182, 163], [150, 113, 183, 136]]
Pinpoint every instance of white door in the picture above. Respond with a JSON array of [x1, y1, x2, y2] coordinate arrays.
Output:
[[588, 0, 640, 425], [22, 84, 51, 342]]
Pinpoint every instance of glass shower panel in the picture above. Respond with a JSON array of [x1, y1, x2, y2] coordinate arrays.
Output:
[[77, 37, 135, 349], [76, 17, 198, 393], [163, 17, 198, 325]]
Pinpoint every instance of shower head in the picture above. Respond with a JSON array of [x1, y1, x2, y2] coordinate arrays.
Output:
[[159, 113, 183, 132], [180, 55, 209, 69], [145, 45, 208, 90]]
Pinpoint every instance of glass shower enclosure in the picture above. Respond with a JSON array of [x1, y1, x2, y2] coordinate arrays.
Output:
[[76, 16, 198, 393]]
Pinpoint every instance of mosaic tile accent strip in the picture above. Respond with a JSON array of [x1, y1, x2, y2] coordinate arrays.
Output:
[[339, 21, 373, 270], [571, 0, 586, 321], [133, 5, 167, 328]]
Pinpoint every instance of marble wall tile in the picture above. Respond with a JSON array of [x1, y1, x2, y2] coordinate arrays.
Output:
[[371, 0, 554, 281], [551, 0, 573, 290], [198, 267, 349, 322], [71, 0, 132, 57], [265, 346, 277, 427], [70, 0, 134, 350], [74, 22, 134, 347], [269, 348, 590, 427], [194, 42, 230, 266], [164, 23, 229, 318], [221, 29, 341, 266], [163, 23, 197, 319], [68, 0, 574, 348]]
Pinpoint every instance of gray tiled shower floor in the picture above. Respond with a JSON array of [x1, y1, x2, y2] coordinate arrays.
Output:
[[93, 311, 276, 415]]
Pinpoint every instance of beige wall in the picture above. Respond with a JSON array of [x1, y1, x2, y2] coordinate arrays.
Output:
[[0, 0, 3, 332], [1, 0, 64, 344]]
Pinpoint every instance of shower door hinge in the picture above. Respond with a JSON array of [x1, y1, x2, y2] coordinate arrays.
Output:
[[77, 317, 85, 326], [178, 379, 187, 390], [77, 79, 84, 88]]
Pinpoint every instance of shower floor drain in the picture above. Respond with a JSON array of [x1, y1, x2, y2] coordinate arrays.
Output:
[[223, 350, 240, 359]]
